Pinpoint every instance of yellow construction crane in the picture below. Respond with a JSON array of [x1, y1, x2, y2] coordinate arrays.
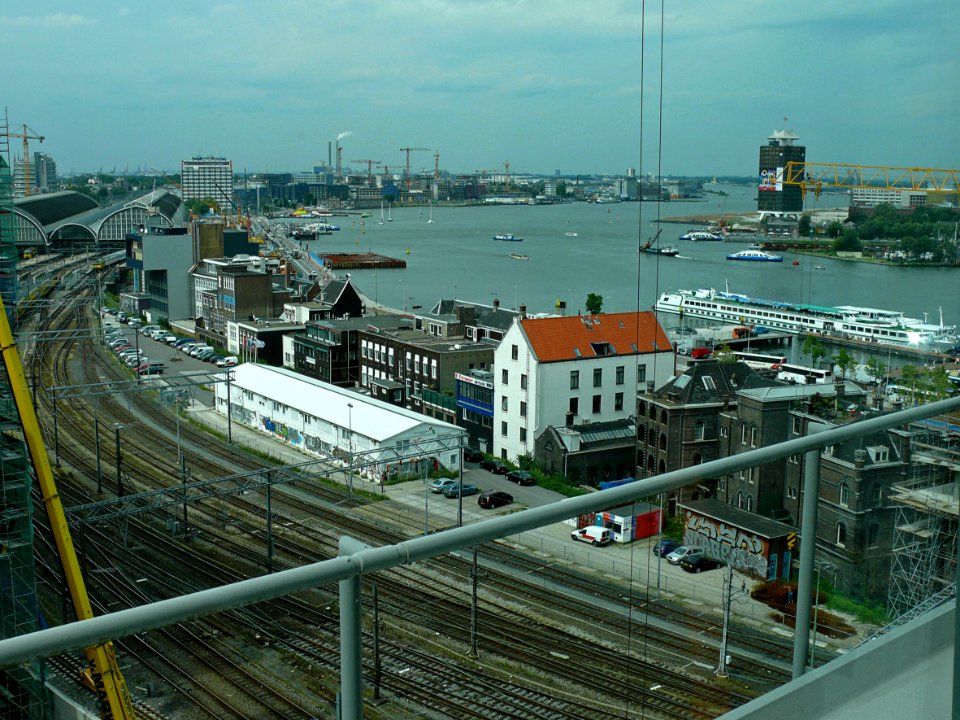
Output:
[[0, 298, 135, 716], [783, 161, 960, 198], [351, 159, 382, 186], [1, 123, 45, 196]]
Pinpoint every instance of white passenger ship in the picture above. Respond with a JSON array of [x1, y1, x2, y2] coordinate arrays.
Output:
[[656, 288, 957, 349]]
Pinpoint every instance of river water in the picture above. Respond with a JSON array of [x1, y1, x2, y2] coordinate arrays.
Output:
[[304, 185, 957, 331]]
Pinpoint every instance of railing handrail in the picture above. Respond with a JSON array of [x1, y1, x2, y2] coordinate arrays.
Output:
[[0, 395, 957, 666]]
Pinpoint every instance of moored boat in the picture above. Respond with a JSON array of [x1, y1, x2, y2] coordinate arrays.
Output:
[[493, 234, 523, 242], [640, 244, 679, 256], [726, 250, 783, 262], [655, 288, 958, 349], [510, 253, 529, 261]]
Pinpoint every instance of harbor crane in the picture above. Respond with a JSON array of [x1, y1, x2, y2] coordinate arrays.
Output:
[[399, 147, 430, 191], [351, 159, 382, 186], [782, 161, 960, 198], [1, 121, 44, 197], [0, 293, 135, 715]]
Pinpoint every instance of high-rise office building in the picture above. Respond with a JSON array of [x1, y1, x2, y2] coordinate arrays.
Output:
[[181, 156, 233, 213], [757, 129, 805, 213], [32, 152, 56, 192]]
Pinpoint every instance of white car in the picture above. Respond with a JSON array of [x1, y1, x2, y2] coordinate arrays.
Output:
[[216, 356, 239, 368], [666, 545, 703, 566]]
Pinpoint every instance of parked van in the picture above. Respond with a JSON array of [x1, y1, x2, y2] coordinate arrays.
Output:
[[570, 526, 613, 547]]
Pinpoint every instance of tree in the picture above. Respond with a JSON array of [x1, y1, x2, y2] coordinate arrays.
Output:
[[585, 293, 604, 315], [864, 356, 888, 391], [834, 348, 858, 380], [798, 213, 813, 237], [802, 335, 826, 366], [714, 344, 736, 364]]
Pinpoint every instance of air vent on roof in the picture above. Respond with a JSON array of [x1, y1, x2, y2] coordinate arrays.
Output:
[[619, 321, 624, 328], [574, 348, 581, 357], [630, 343, 638, 352]]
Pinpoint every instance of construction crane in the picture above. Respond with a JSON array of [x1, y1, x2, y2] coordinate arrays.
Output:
[[399, 147, 430, 191], [1, 122, 44, 197], [351, 159, 382, 186], [783, 161, 960, 198], [0, 297, 135, 716]]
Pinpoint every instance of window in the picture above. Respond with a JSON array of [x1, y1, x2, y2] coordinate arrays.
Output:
[[520, 401, 527, 417], [792, 416, 802, 435], [694, 420, 705, 441], [520, 373, 527, 390], [502, 368, 509, 384], [839, 482, 850, 508], [568, 397, 579, 415], [593, 368, 603, 387], [511, 344, 518, 360], [637, 364, 646, 383], [616, 365, 625, 385], [741, 423, 748, 445], [720, 425, 728, 438], [500, 421, 508, 437], [592, 395, 602, 413], [746, 495, 753, 511], [614, 392, 624, 411], [750, 425, 757, 447], [570, 370, 579, 389], [501, 396, 508, 412], [871, 484, 883, 507], [737, 491, 744, 509], [519, 427, 527, 443], [868, 523, 880, 547], [836, 522, 847, 547]]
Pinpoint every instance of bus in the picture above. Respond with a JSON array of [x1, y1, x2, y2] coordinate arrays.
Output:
[[776, 362, 833, 385], [732, 351, 789, 370]]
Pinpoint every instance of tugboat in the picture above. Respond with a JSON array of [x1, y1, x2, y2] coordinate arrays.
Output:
[[493, 234, 523, 242], [639, 230, 679, 256]]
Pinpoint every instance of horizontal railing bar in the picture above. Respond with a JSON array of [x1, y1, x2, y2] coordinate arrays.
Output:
[[0, 396, 956, 666]]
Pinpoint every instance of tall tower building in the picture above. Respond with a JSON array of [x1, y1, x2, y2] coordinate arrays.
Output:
[[181, 156, 233, 213], [757, 129, 805, 214], [32, 152, 56, 192]]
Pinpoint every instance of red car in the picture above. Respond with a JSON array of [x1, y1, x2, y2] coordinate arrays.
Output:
[[690, 347, 712, 359]]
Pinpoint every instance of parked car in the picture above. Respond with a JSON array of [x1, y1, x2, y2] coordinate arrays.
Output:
[[652, 540, 680, 557], [429, 478, 457, 494], [477, 490, 513, 509], [137, 362, 165, 375], [173, 338, 193, 348], [463, 447, 483, 463], [570, 526, 612, 546], [139, 325, 160, 336], [480, 458, 508, 474], [128, 319, 142, 329], [216, 356, 239, 368], [505, 470, 535, 486], [195, 349, 216, 362], [442, 483, 479, 498], [680, 555, 724, 574], [666, 545, 704, 566]]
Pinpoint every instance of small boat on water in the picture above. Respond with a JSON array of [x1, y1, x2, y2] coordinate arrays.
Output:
[[680, 230, 724, 242], [360, 212, 371, 218], [510, 253, 529, 261], [726, 249, 783, 262], [639, 229, 679, 256], [493, 234, 523, 242], [565, 231, 579, 237]]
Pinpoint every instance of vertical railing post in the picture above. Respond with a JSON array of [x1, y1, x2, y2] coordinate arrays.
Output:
[[339, 536, 367, 719], [792, 445, 822, 678]]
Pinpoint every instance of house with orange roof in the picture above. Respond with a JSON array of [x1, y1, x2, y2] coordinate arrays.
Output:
[[493, 311, 675, 463]]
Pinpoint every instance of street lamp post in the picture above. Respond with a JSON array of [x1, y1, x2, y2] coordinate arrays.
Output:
[[810, 561, 833, 668]]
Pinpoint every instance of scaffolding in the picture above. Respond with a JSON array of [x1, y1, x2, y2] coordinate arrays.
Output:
[[887, 420, 960, 619], [0, 115, 44, 716]]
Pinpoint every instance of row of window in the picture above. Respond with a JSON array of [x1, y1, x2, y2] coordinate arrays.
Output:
[[567, 366, 628, 390], [501, 368, 528, 389], [499, 421, 528, 443], [566, 393, 626, 415]]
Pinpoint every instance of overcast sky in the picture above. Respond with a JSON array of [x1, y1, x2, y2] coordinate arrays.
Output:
[[3, 1, 957, 177]]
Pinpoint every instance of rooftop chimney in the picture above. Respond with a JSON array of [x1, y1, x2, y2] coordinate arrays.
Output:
[[520, 304, 527, 319], [493, 298, 500, 312]]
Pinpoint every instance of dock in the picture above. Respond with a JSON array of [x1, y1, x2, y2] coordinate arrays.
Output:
[[318, 252, 406, 270]]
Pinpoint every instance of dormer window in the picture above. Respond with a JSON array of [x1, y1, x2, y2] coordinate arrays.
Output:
[[591, 341, 614, 356]]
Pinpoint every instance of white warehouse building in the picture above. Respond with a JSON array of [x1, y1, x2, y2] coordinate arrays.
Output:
[[215, 364, 464, 482], [493, 312, 675, 463]]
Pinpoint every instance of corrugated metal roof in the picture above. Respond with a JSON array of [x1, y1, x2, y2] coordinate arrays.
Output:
[[229, 364, 460, 442]]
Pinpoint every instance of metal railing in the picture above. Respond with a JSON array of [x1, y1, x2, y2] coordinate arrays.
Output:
[[1, 395, 958, 719]]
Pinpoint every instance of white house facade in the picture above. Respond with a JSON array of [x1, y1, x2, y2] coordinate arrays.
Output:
[[493, 312, 675, 463]]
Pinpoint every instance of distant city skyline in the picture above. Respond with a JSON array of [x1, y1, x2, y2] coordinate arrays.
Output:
[[3, 1, 958, 177]]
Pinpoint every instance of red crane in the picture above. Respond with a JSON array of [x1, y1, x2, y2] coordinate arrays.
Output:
[[399, 147, 430, 191]]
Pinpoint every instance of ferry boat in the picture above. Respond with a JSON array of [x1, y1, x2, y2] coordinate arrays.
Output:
[[726, 249, 783, 262], [679, 230, 724, 242], [655, 288, 958, 349], [493, 234, 523, 242]]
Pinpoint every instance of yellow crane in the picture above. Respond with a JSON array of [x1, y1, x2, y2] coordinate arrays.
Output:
[[783, 161, 960, 198], [0, 296, 135, 716], [1, 123, 45, 197], [399, 147, 430, 191]]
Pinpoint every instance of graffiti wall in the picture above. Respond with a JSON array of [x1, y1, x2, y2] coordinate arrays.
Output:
[[684, 510, 771, 578]]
